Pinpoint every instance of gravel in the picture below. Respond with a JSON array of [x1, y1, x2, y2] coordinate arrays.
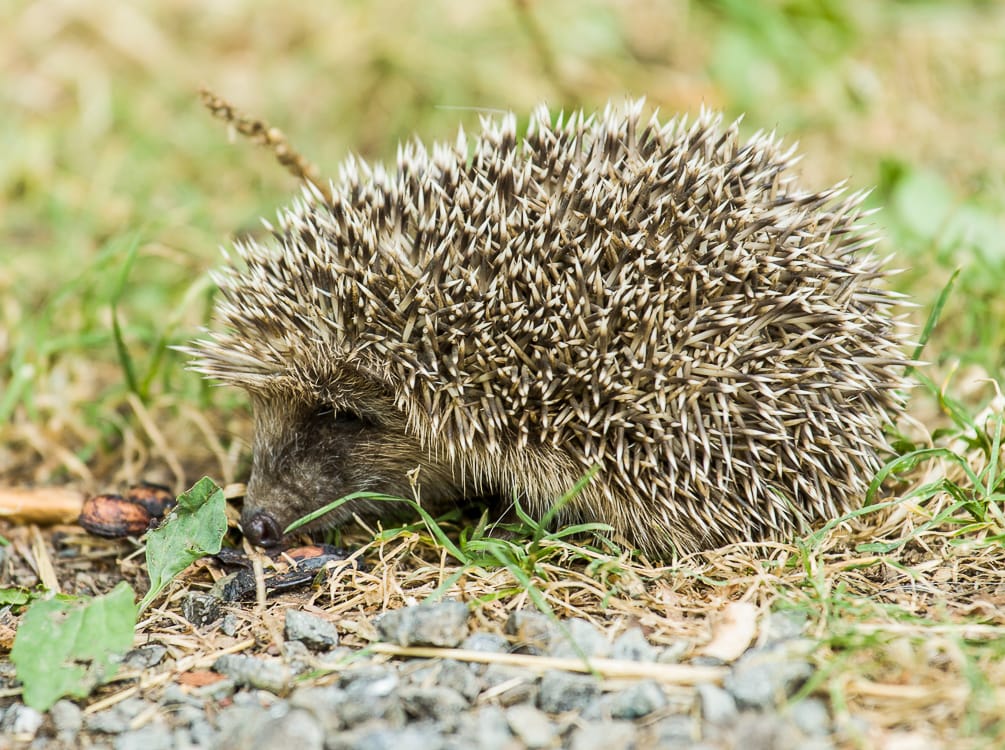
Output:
[[284, 608, 339, 651], [2, 599, 856, 749], [375, 600, 470, 647]]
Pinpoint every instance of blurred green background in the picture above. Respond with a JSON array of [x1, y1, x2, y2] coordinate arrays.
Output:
[[3, 0, 1004, 489]]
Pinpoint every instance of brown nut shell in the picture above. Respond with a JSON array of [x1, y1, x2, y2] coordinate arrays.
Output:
[[78, 494, 153, 538]]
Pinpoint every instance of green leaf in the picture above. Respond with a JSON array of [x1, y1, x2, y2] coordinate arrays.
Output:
[[139, 477, 228, 612], [11, 581, 137, 711], [0, 587, 32, 606]]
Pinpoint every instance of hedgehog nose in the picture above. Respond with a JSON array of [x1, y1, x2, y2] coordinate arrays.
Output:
[[242, 509, 284, 547]]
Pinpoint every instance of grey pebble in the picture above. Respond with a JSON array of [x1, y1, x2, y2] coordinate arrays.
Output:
[[215, 703, 278, 750], [482, 663, 539, 706], [594, 679, 667, 719], [221, 612, 241, 637], [655, 638, 691, 663], [50, 699, 82, 740], [214, 653, 292, 695], [504, 609, 553, 654], [725, 711, 815, 750], [160, 683, 201, 708], [610, 627, 657, 662], [191, 676, 237, 702], [329, 720, 446, 750], [642, 713, 696, 747], [400, 685, 469, 729], [548, 618, 609, 659], [249, 707, 325, 750], [761, 610, 809, 645], [289, 684, 348, 734], [338, 672, 405, 728], [537, 670, 601, 713], [181, 591, 222, 627], [460, 631, 511, 654], [448, 705, 516, 750], [568, 719, 638, 750], [85, 698, 152, 734], [789, 697, 832, 736], [376, 600, 469, 647], [123, 643, 167, 670], [1, 703, 43, 740], [505, 703, 557, 748], [113, 724, 174, 750], [188, 717, 218, 748], [696, 683, 738, 725], [406, 658, 483, 702], [284, 608, 339, 651], [724, 646, 815, 709], [282, 639, 315, 675]]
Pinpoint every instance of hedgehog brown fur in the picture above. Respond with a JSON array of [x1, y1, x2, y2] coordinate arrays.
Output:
[[189, 101, 911, 558]]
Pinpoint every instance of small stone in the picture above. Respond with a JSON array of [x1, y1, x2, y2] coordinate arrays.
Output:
[[285, 609, 339, 651], [569, 720, 638, 750], [249, 707, 325, 750], [187, 718, 218, 748], [460, 632, 510, 654], [482, 664, 539, 706], [191, 676, 237, 701], [537, 670, 600, 713], [221, 613, 241, 637], [407, 658, 482, 702], [399, 685, 469, 729], [290, 684, 348, 734], [181, 592, 222, 627], [85, 698, 152, 734], [789, 697, 832, 736], [50, 700, 82, 741], [655, 638, 691, 663], [724, 646, 815, 710], [114, 724, 175, 750], [375, 600, 469, 647], [1, 704, 43, 741], [697, 683, 738, 725], [504, 609, 553, 654], [213, 654, 292, 695], [600, 679, 667, 719], [329, 720, 445, 750], [761, 610, 809, 645], [727, 712, 811, 750], [282, 639, 314, 674], [610, 627, 657, 662], [642, 714, 696, 747], [338, 672, 405, 728], [161, 683, 201, 707], [123, 643, 167, 669], [548, 618, 609, 659], [215, 704, 275, 750], [450, 705, 514, 750], [505, 704, 556, 748]]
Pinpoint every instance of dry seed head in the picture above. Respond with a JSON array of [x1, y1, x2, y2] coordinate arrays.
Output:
[[190, 101, 911, 557]]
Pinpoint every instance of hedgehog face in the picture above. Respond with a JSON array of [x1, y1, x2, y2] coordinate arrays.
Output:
[[240, 392, 463, 546]]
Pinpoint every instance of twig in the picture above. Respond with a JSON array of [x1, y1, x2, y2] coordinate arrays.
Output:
[[368, 642, 728, 685], [0, 486, 84, 525], [199, 87, 332, 204]]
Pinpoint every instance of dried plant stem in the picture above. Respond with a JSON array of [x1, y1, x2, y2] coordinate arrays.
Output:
[[511, 0, 572, 100], [369, 643, 728, 685], [199, 87, 332, 204]]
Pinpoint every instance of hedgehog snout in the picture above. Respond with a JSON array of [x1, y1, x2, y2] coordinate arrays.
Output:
[[242, 508, 284, 547]]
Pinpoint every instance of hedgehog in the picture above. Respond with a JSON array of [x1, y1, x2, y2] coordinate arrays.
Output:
[[188, 100, 910, 558]]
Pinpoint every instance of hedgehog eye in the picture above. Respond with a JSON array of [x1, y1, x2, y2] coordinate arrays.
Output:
[[333, 410, 365, 425], [311, 405, 370, 427]]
